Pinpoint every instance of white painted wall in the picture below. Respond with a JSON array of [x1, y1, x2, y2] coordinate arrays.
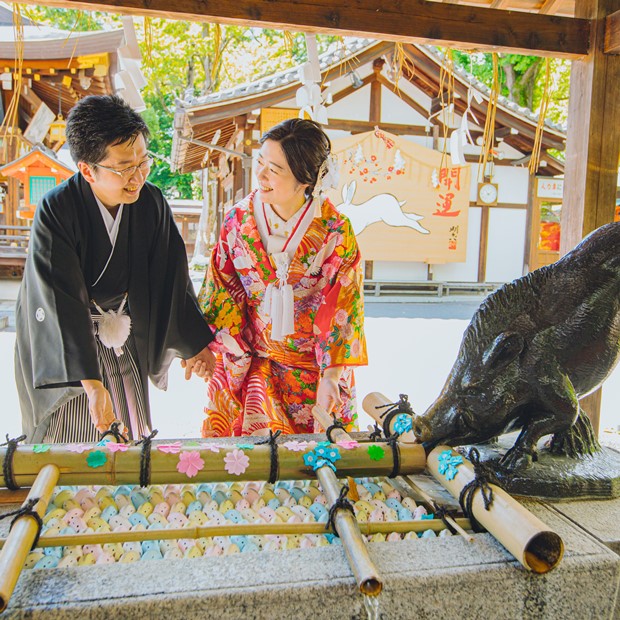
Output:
[[485, 207, 528, 281]]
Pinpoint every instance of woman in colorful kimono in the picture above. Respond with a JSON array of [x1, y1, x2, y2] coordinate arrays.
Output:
[[198, 118, 368, 437]]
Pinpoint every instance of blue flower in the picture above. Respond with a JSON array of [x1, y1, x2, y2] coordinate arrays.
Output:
[[303, 444, 341, 472], [393, 414, 413, 435], [236, 443, 255, 451], [437, 450, 463, 481]]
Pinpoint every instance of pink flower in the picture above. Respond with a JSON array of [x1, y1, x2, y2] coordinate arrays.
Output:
[[322, 263, 337, 281], [341, 323, 354, 339], [282, 441, 316, 452], [223, 449, 250, 476], [351, 339, 361, 358], [200, 444, 221, 453], [335, 309, 349, 326], [177, 451, 205, 478], [340, 274, 352, 287], [157, 442, 183, 454], [106, 442, 129, 452], [67, 444, 91, 454], [291, 406, 313, 426], [337, 440, 359, 450]]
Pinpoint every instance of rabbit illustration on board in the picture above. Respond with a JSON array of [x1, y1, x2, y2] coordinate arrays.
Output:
[[336, 181, 430, 236]]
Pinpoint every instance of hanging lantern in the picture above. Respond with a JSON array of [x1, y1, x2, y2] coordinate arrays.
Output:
[[49, 114, 66, 144]]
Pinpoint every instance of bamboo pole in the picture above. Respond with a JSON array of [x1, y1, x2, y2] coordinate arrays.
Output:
[[1, 442, 426, 487], [363, 393, 564, 573], [0, 517, 473, 550], [362, 392, 416, 443], [311, 405, 382, 596], [427, 446, 564, 573], [0, 464, 59, 613], [362, 392, 472, 542]]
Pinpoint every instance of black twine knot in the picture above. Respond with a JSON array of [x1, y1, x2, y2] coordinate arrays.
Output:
[[136, 429, 158, 488], [386, 432, 401, 478], [100, 421, 128, 444], [431, 501, 457, 535], [375, 394, 413, 438], [326, 485, 355, 536], [368, 423, 383, 442], [256, 430, 281, 484], [1, 434, 27, 490], [326, 415, 346, 444], [458, 447, 503, 533], [0, 497, 43, 549]]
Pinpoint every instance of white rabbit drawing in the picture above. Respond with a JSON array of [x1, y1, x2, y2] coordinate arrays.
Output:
[[336, 181, 430, 236]]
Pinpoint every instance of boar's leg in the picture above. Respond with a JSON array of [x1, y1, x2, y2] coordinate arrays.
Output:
[[500, 370, 579, 471]]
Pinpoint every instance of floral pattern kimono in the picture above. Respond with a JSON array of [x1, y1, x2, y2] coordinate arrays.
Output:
[[198, 190, 368, 437]]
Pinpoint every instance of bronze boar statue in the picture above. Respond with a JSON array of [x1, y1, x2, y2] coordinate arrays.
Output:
[[412, 221, 620, 470]]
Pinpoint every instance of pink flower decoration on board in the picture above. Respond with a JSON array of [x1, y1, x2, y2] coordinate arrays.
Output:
[[157, 442, 183, 454], [200, 444, 221, 453], [106, 442, 129, 452], [177, 451, 205, 478], [282, 441, 316, 452], [67, 444, 91, 454], [223, 449, 250, 476], [337, 440, 359, 450]]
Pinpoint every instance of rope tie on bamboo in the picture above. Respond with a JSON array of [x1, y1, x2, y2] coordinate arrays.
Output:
[[0, 497, 43, 549], [325, 415, 346, 444], [1, 434, 26, 490], [135, 430, 158, 488], [256, 430, 281, 484], [458, 447, 503, 533], [431, 501, 457, 535], [100, 421, 128, 444], [386, 432, 401, 478], [375, 393, 413, 438], [368, 423, 383, 442], [326, 485, 355, 537]]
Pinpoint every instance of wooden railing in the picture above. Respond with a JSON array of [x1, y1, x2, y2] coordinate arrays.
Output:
[[363, 279, 501, 298], [0, 225, 30, 263]]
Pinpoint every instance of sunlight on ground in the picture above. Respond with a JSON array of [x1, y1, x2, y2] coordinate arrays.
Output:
[[3, 318, 620, 441]]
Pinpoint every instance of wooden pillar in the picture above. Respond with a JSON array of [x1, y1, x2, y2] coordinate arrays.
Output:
[[369, 59, 384, 124], [560, 0, 620, 434], [477, 205, 489, 282]]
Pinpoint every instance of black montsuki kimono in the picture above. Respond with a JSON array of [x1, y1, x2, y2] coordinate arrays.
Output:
[[15, 174, 214, 442]]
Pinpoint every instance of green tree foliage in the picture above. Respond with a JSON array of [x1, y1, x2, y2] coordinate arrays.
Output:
[[22, 6, 336, 198], [452, 51, 570, 125]]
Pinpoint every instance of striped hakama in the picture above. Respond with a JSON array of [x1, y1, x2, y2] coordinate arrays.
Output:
[[44, 313, 150, 443]]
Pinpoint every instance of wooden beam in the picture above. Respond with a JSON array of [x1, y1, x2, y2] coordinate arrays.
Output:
[[605, 9, 620, 53], [18, 0, 591, 58], [327, 118, 430, 136], [539, 0, 565, 15], [560, 0, 620, 436]]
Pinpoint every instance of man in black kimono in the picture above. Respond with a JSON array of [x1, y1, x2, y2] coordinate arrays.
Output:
[[15, 94, 215, 442]]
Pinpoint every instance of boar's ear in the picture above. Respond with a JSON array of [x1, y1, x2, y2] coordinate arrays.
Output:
[[482, 332, 524, 372]]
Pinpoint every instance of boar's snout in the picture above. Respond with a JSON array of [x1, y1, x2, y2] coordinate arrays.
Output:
[[412, 415, 432, 443]]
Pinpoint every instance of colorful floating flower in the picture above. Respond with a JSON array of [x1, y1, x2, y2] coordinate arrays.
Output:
[[106, 442, 129, 452], [223, 449, 250, 476], [437, 450, 463, 481], [236, 443, 255, 451], [67, 444, 91, 454], [177, 451, 205, 478], [32, 444, 51, 453], [303, 443, 341, 472], [367, 445, 385, 461], [282, 440, 316, 452], [157, 442, 183, 454], [200, 444, 222, 453], [337, 440, 359, 450], [86, 450, 108, 468], [393, 414, 413, 435]]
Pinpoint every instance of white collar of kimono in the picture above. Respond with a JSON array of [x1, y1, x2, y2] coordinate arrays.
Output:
[[253, 193, 316, 341], [92, 194, 124, 288], [94, 194, 124, 246]]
